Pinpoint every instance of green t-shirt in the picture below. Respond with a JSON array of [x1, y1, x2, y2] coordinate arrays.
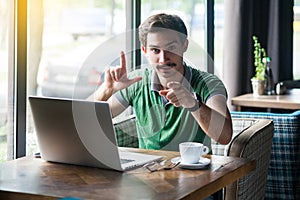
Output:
[[115, 64, 227, 151]]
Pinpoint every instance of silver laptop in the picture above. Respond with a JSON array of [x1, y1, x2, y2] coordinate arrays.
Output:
[[29, 96, 162, 171]]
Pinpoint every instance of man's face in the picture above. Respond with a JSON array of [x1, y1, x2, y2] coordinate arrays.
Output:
[[142, 30, 188, 79]]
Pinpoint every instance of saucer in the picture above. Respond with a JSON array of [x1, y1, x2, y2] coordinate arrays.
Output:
[[171, 157, 211, 169]]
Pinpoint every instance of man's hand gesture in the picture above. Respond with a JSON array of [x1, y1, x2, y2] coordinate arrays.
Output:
[[91, 51, 142, 101], [104, 51, 142, 94], [159, 82, 197, 110]]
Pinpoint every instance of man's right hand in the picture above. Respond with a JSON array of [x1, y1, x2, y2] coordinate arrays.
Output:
[[105, 51, 142, 92], [91, 51, 142, 101]]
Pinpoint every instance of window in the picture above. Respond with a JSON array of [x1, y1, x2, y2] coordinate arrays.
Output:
[[26, 0, 127, 155], [214, 0, 224, 78], [0, 0, 14, 162], [1, 0, 217, 160], [294, 0, 300, 79]]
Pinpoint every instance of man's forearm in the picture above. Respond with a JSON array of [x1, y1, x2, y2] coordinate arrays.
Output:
[[88, 84, 114, 101], [191, 103, 233, 145]]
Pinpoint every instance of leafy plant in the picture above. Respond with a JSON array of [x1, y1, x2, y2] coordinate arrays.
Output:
[[252, 35, 267, 81]]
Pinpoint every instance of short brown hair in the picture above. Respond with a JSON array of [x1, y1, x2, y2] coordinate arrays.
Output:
[[138, 13, 188, 47]]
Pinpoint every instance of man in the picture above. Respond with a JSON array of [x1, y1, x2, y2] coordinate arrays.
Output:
[[91, 13, 232, 151]]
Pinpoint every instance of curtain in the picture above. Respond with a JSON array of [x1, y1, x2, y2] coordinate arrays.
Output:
[[223, 0, 293, 110]]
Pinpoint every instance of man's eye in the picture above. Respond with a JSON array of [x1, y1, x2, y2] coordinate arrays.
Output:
[[151, 48, 160, 54]]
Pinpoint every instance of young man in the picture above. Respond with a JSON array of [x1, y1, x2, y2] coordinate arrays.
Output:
[[92, 13, 232, 151]]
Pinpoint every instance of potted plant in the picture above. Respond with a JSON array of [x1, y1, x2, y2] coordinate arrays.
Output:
[[251, 35, 267, 96]]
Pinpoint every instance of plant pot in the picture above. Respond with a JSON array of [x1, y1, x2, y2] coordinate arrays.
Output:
[[251, 79, 265, 96]]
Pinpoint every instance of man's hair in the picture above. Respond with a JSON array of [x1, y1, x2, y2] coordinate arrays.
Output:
[[138, 13, 188, 47]]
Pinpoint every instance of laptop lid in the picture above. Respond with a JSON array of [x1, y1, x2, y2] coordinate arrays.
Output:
[[29, 96, 161, 171]]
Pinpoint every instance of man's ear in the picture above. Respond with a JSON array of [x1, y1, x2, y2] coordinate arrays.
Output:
[[183, 39, 189, 52], [142, 45, 147, 53]]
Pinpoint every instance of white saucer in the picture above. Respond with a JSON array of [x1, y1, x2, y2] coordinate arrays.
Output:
[[171, 157, 211, 169]]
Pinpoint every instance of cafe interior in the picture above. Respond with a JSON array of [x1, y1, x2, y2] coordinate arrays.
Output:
[[0, 0, 299, 199]]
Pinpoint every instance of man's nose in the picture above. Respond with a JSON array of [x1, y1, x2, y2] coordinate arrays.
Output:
[[159, 50, 169, 63]]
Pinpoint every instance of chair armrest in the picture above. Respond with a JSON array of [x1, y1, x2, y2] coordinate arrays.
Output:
[[225, 118, 274, 200]]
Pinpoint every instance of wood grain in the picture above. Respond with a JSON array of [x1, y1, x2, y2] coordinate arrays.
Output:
[[232, 89, 300, 110], [0, 148, 255, 200]]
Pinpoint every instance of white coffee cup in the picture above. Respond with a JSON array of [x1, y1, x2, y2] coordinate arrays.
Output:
[[179, 142, 209, 164]]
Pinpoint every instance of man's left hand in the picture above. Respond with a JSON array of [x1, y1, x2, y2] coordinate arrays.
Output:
[[159, 82, 197, 109]]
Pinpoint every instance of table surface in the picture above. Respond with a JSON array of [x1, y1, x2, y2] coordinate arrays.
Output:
[[0, 148, 256, 200], [231, 89, 300, 110]]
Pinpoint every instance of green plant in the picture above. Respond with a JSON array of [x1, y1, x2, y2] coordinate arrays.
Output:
[[252, 35, 267, 81]]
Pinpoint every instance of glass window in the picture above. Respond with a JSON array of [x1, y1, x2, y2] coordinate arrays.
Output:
[[27, 0, 127, 155], [0, 0, 14, 162], [214, 0, 224, 78], [294, 0, 300, 79], [25, 0, 220, 156]]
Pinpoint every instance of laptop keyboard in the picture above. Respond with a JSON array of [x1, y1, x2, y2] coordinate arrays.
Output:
[[120, 158, 135, 164]]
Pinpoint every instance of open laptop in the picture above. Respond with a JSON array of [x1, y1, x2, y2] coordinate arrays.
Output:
[[29, 96, 162, 171]]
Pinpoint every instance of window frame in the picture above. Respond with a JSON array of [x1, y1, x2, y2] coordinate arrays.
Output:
[[15, 0, 27, 158]]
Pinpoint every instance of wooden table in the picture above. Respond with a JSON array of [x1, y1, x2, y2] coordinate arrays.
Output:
[[0, 148, 256, 200], [231, 89, 300, 111]]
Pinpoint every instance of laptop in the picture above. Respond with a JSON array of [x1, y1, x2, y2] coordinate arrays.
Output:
[[29, 96, 162, 171]]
